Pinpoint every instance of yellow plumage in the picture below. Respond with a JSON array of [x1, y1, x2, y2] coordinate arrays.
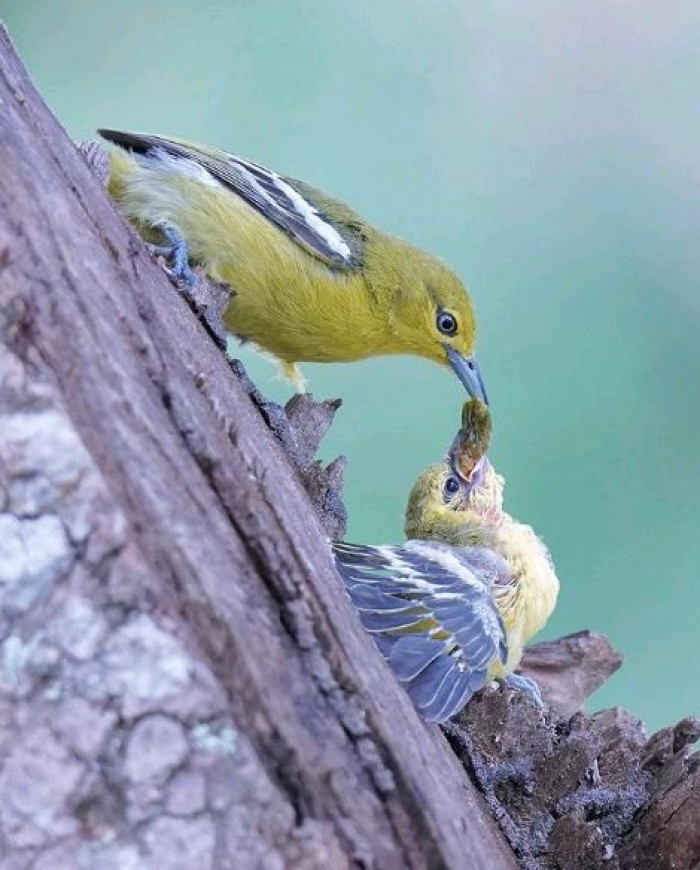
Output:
[[101, 131, 487, 397], [404, 457, 559, 679], [334, 399, 559, 721]]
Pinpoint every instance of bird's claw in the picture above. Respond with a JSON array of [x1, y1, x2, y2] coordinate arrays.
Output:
[[148, 224, 197, 288], [504, 673, 544, 707]]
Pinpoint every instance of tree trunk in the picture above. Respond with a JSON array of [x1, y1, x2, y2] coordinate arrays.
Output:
[[0, 25, 516, 870], [2, 24, 699, 870]]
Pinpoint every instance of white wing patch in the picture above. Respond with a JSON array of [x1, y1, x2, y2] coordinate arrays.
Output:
[[144, 149, 222, 189], [236, 157, 353, 262], [403, 541, 489, 591], [100, 130, 360, 270]]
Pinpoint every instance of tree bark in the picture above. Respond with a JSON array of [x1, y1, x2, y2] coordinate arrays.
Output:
[[0, 25, 517, 870], [519, 630, 623, 720], [2, 24, 699, 870]]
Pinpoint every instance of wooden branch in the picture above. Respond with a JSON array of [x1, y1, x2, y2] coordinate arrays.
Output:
[[444, 683, 700, 868], [519, 630, 623, 718], [617, 716, 700, 869], [0, 25, 517, 870]]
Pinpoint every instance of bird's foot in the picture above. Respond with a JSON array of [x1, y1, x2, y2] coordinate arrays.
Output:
[[504, 673, 544, 707], [148, 224, 197, 288]]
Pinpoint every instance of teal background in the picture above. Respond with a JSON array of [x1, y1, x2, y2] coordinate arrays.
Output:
[[5, 1, 699, 730]]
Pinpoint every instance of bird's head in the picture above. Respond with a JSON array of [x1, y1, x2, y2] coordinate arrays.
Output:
[[386, 251, 488, 403], [404, 459, 505, 544], [405, 462, 471, 539], [405, 400, 503, 541]]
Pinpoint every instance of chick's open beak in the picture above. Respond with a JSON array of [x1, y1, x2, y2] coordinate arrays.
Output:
[[444, 347, 489, 405]]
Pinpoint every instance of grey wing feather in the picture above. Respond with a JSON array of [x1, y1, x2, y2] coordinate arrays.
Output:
[[98, 129, 360, 271], [389, 636, 447, 681], [333, 540, 508, 723]]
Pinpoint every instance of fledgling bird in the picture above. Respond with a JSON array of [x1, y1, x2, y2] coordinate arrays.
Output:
[[98, 130, 488, 398], [333, 400, 559, 723]]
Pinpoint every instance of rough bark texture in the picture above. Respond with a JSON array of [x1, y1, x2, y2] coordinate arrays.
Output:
[[0, 26, 516, 870], [519, 630, 623, 720], [1, 24, 699, 870], [445, 691, 700, 870]]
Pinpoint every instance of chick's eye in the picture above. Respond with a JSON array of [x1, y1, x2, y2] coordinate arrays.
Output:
[[436, 310, 458, 336], [444, 476, 460, 497]]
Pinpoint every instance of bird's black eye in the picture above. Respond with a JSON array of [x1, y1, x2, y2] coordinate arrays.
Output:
[[436, 310, 458, 336], [444, 476, 460, 497]]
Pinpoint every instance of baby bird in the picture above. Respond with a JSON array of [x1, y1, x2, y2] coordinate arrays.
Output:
[[99, 130, 487, 398], [333, 400, 559, 722]]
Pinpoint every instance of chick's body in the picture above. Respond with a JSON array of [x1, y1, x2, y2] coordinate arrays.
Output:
[[405, 459, 559, 679], [102, 132, 484, 392], [334, 400, 559, 722]]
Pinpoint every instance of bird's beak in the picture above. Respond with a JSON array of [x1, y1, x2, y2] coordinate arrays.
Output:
[[450, 455, 490, 505], [444, 347, 489, 405]]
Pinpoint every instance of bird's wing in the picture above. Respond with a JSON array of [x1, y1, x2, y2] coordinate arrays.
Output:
[[98, 129, 362, 271], [333, 540, 508, 723]]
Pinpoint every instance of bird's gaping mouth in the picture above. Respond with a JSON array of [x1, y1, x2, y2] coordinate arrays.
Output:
[[444, 347, 489, 405]]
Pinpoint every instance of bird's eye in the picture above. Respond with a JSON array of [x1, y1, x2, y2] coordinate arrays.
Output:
[[436, 310, 458, 336], [444, 476, 460, 497]]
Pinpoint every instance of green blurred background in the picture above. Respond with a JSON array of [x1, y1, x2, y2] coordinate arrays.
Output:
[[5, 1, 699, 730]]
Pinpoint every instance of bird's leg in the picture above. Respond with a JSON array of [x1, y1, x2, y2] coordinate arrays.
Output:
[[504, 672, 544, 707], [281, 361, 307, 393], [148, 223, 197, 287]]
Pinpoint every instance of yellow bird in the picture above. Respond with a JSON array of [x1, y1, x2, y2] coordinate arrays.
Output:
[[99, 130, 488, 398], [333, 400, 559, 722]]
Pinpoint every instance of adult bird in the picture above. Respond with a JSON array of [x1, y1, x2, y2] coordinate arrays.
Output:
[[333, 400, 559, 723], [99, 130, 488, 398]]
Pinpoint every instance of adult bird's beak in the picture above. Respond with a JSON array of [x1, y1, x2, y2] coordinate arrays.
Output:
[[444, 346, 489, 405]]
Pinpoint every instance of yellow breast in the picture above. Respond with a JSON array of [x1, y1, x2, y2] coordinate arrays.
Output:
[[489, 519, 560, 677]]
